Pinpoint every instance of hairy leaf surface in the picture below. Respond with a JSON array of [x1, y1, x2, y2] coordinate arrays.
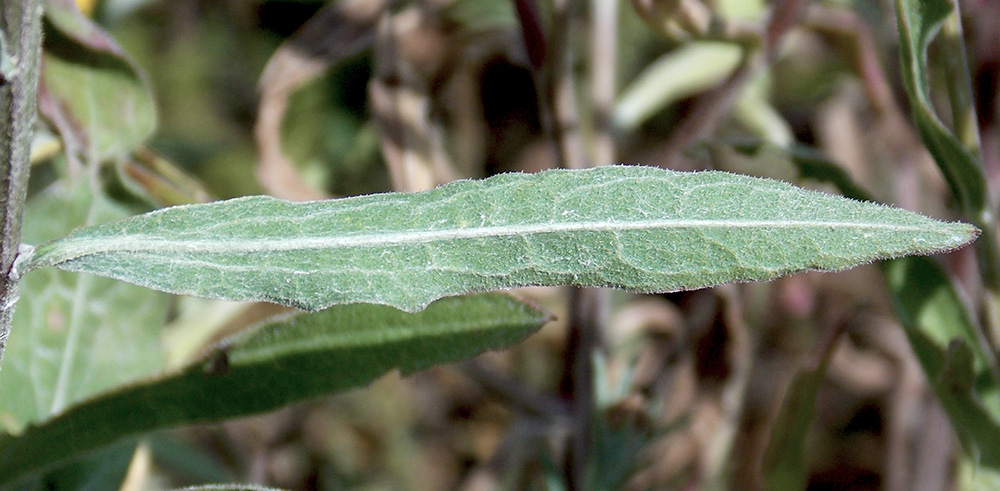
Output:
[[23, 166, 978, 312]]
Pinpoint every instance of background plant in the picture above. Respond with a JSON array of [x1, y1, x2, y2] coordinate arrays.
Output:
[[1, 0, 998, 489]]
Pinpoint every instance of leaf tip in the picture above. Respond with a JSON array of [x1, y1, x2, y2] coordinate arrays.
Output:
[[959, 222, 981, 246], [940, 222, 980, 254], [970, 224, 983, 242]]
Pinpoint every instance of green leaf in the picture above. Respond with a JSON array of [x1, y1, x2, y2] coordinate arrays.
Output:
[[22, 166, 978, 312], [761, 339, 838, 491], [891, 4, 1000, 474], [171, 486, 284, 491], [895, 0, 1000, 380], [21, 166, 979, 312], [39, 0, 156, 161], [0, 293, 548, 485], [885, 256, 992, 379], [959, 456, 1000, 490], [0, 181, 169, 432], [732, 79, 793, 148], [1, 439, 137, 491], [443, 0, 516, 31], [146, 434, 238, 483], [885, 259, 1000, 467], [894, 0, 988, 217]]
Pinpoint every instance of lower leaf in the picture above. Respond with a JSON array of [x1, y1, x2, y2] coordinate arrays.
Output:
[[0, 293, 550, 485]]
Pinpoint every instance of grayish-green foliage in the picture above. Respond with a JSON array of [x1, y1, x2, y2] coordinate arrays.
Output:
[[0, 0, 991, 487], [21, 166, 978, 312], [893, 0, 1000, 474], [886, 258, 1000, 467]]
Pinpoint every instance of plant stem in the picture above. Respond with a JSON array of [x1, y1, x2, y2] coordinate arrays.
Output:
[[546, 0, 589, 171], [460, 359, 568, 417], [589, 0, 618, 168], [531, 0, 604, 486], [939, 2, 982, 159], [936, 1, 1000, 353], [0, 0, 43, 369], [563, 287, 607, 489]]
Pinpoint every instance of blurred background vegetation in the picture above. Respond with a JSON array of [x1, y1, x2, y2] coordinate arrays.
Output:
[[12, 0, 1000, 488]]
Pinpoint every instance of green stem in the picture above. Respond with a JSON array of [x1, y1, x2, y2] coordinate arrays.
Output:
[[0, 0, 43, 369], [939, 3, 982, 158], [937, 3, 1000, 348]]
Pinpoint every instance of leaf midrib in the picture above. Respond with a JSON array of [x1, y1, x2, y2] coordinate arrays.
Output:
[[30, 218, 963, 269]]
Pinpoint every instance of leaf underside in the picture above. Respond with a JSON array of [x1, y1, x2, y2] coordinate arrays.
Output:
[[24, 165, 978, 312]]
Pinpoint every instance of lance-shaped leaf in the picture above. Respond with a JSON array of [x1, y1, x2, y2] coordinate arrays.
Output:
[[894, 0, 1000, 297], [762, 330, 840, 491], [21, 166, 978, 312], [0, 293, 548, 485]]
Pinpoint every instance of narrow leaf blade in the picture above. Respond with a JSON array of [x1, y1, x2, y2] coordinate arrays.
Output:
[[613, 42, 742, 131], [24, 166, 978, 312], [0, 293, 549, 484], [1, 439, 137, 491], [762, 340, 838, 491], [894, 0, 988, 214], [885, 258, 1000, 467]]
